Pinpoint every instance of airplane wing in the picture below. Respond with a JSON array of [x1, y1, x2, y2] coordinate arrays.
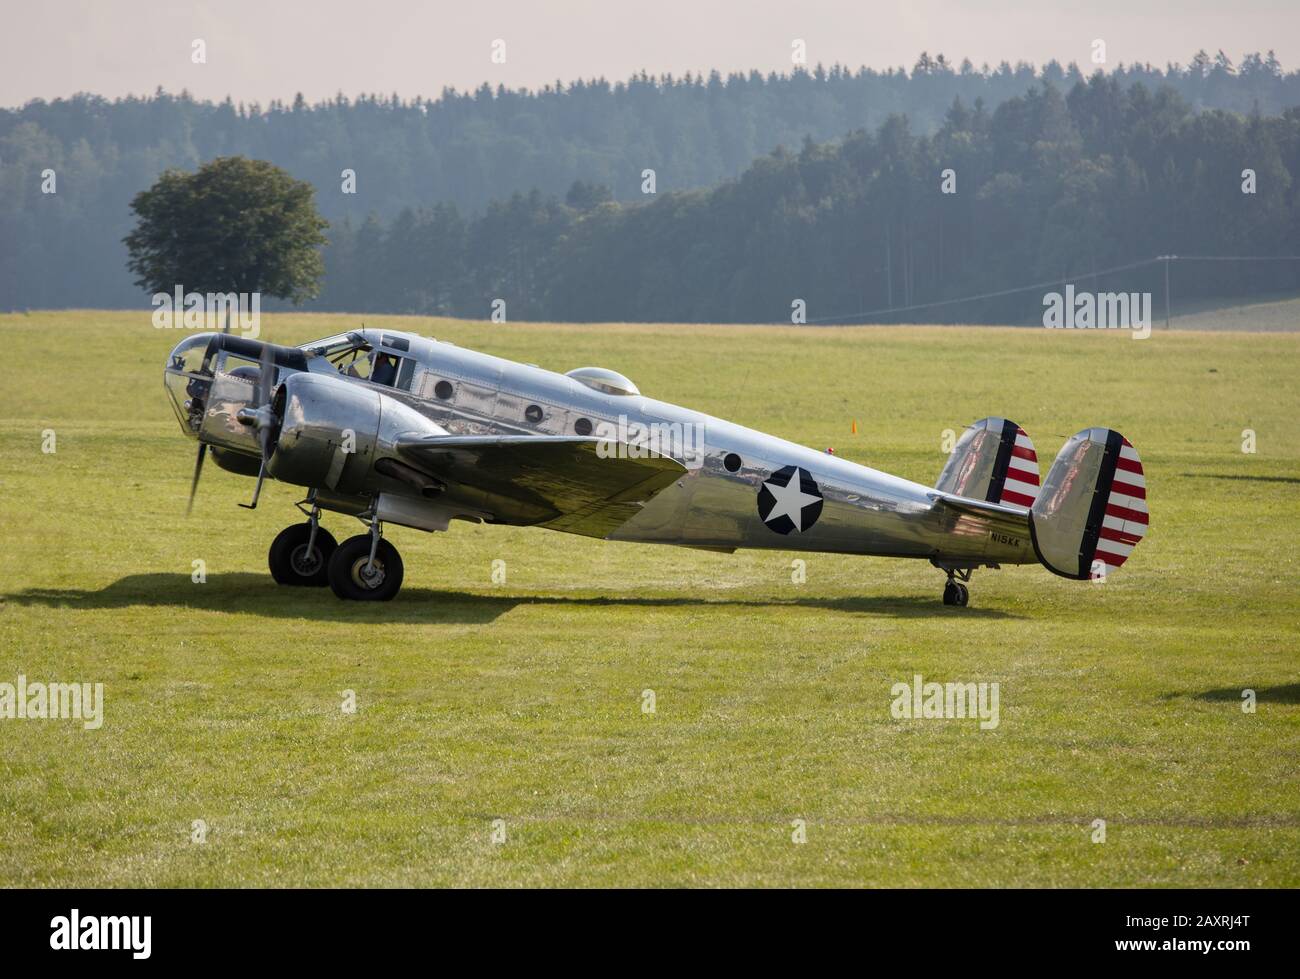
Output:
[[392, 434, 687, 537]]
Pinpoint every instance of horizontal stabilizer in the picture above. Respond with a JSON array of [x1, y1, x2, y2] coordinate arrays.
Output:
[[928, 491, 1033, 546]]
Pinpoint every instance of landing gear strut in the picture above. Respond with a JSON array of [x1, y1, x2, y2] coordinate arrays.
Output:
[[268, 502, 337, 587], [327, 511, 404, 601], [938, 566, 972, 607]]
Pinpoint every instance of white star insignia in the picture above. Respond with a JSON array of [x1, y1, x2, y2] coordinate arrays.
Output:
[[762, 470, 821, 532]]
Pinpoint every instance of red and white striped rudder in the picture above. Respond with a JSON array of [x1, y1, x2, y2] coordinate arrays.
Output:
[[999, 424, 1040, 509], [934, 417, 1040, 509], [1030, 428, 1148, 580], [1092, 436, 1147, 575]]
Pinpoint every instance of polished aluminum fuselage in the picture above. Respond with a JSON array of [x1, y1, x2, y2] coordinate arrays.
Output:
[[331, 330, 1035, 567]]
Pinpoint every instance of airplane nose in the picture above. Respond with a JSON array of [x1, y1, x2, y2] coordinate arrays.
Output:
[[163, 333, 218, 436]]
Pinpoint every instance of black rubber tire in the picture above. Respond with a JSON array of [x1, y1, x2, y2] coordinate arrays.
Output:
[[956, 583, 970, 607], [943, 581, 960, 606], [268, 523, 337, 586], [327, 534, 404, 601]]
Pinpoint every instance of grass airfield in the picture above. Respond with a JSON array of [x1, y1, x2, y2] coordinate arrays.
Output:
[[0, 310, 1297, 887]]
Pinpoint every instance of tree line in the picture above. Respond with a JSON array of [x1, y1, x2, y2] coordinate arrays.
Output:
[[1, 51, 1297, 315], [316, 75, 1300, 323]]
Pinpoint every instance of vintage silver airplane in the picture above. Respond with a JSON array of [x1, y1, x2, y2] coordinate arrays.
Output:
[[164, 328, 1148, 605]]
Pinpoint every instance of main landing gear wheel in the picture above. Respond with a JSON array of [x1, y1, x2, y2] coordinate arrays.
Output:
[[268, 523, 337, 586], [328, 534, 404, 601], [942, 580, 970, 607]]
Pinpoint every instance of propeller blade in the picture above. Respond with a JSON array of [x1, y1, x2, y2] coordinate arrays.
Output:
[[257, 342, 278, 463], [186, 443, 207, 515], [238, 457, 267, 510], [258, 416, 273, 460], [258, 341, 274, 408]]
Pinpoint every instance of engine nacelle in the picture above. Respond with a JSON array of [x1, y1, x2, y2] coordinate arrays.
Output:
[[267, 372, 445, 494]]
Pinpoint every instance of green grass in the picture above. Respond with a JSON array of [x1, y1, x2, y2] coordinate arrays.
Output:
[[1, 310, 1298, 887]]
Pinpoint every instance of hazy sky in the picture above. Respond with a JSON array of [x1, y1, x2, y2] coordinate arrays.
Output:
[[4, 0, 1297, 107]]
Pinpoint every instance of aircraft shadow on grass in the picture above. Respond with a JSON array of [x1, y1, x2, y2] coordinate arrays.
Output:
[[1183, 684, 1300, 705], [1179, 472, 1300, 485], [3, 573, 1020, 624]]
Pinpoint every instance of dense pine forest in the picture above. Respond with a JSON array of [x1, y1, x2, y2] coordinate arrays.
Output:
[[2, 51, 1299, 318]]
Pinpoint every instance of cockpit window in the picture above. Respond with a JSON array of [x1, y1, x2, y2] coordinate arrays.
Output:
[[371, 352, 400, 386], [330, 338, 375, 378], [339, 347, 373, 379], [306, 332, 372, 368], [303, 333, 409, 389]]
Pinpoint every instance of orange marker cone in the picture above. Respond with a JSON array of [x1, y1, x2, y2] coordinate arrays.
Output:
[[851, 419, 858, 434]]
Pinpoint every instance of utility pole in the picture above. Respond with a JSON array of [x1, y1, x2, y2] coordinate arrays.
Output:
[[885, 223, 892, 312], [1157, 255, 1176, 329]]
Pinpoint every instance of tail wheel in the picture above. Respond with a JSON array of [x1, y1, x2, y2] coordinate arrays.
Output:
[[268, 523, 337, 586], [328, 534, 404, 601]]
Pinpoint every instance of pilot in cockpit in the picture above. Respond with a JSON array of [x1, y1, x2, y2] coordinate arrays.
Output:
[[342, 350, 396, 385], [371, 352, 398, 387]]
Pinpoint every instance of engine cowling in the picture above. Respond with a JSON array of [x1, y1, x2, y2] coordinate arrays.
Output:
[[267, 371, 445, 494]]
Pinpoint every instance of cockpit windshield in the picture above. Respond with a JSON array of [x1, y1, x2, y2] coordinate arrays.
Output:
[[302, 332, 405, 387], [304, 332, 373, 371]]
